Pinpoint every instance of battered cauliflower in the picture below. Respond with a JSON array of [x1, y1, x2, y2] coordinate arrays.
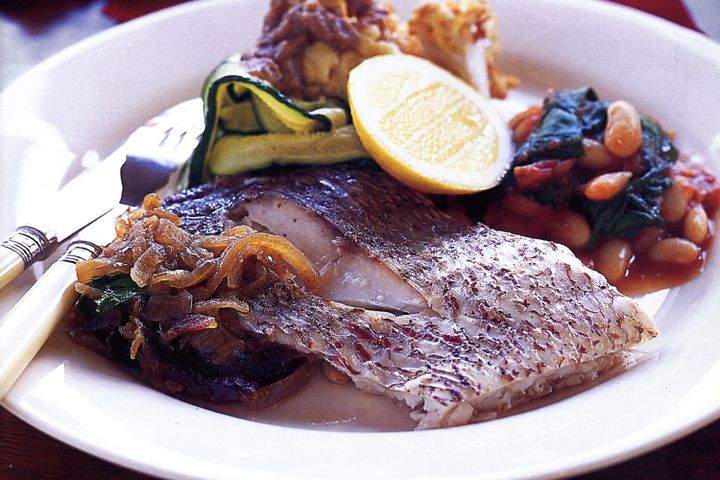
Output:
[[409, 0, 517, 98]]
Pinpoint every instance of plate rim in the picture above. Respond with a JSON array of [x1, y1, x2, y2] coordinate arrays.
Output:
[[2, 1, 720, 479]]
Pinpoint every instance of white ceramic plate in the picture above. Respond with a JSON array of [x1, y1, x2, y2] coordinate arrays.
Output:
[[1, 1, 719, 478]]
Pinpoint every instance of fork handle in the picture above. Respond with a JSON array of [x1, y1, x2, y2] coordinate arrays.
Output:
[[0, 240, 100, 399], [0, 226, 54, 291]]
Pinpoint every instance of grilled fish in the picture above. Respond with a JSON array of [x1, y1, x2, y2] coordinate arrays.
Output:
[[235, 279, 646, 429], [164, 164, 656, 428], [166, 165, 465, 312]]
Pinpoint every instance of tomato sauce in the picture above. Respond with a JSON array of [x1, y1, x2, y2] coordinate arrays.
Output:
[[483, 100, 720, 295], [577, 237, 711, 296]]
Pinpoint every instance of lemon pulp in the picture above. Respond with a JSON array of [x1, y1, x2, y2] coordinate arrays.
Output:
[[348, 54, 511, 194]]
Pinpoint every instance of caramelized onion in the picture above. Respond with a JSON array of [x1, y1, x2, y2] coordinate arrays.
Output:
[[143, 290, 193, 323], [75, 194, 319, 380], [179, 244, 213, 270], [247, 355, 312, 409], [155, 218, 191, 252], [74, 282, 102, 300], [130, 243, 166, 287], [161, 314, 218, 342], [151, 259, 217, 288], [76, 259, 131, 284], [124, 317, 145, 360], [193, 296, 250, 316], [196, 235, 235, 253], [142, 193, 162, 210], [71, 193, 320, 407], [223, 225, 255, 237], [182, 327, 247, 366], [210, 233, 319, 293]]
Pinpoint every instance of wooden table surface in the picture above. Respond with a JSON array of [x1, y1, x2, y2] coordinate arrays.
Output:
[[1, 1, 720, 479]]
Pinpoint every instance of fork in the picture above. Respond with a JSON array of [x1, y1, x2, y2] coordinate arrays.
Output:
[[0, 98, 205, 291], [0, 99, 205, 398]]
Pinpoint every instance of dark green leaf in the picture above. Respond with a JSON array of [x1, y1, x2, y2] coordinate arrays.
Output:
[[507, 87, 679, 247], [514, 109, 584, 164], [640, 118, 678, 171], [514, 87, 607, 165], [88, 275, 146, 315], [576, 101, 608, 135], [582, 118, 677, 245], [543, 86, 599, 114]]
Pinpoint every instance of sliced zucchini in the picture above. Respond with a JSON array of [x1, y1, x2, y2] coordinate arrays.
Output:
[[219, 100, 261, 134], [182, 55, 356, 188], [248, 87, 329, 133], [208, 126, 369, 176], [253, 96, 349, 133], [227, 84, 250, 104], [312, 107, 348, 130], [252, 95, 294, 133], [295, 97, 346, 111]]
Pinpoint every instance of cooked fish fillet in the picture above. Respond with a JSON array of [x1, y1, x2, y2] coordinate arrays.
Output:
[[164, 165, 657, 427], [236, 279, 647, 429], [232, 165, 469, 313], [165, 165, 467, 312], [166, 166, 651, 327]]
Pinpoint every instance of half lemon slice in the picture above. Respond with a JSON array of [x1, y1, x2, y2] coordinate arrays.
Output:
[[347, 54, 512, 194]]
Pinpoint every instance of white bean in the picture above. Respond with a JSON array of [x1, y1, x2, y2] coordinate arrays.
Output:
[[579, 139, 614, 170], [648, 237, 700, 264], [661, 180, 689, 223], [580, 171, 632, 201], [683, 204, 709, 245], [501, 193, 544, 218], [604, 100, 643, 157], [550, 211, 591, 249], [632, 227, 660, 253], [597, 239, 633, 283]]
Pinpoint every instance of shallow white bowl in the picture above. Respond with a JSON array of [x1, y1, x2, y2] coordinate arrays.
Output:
[[1, 1, 719, 478]]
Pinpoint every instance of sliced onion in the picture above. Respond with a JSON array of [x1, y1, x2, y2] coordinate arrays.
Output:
[[196, 235, 235, 253], [142, 193, 162, 210], [126, 317, 145, 360], [182, 327, 247, 366], [247, 355, 312, 409], [223, 225, 255, 237], [74, 282, 102, 299], [143, 290, 193, 323], [76, 194, 318, 347], [205, 233, 319, 296], [161, 314, 218, 341], [148, 210, 182, 225], [179, 243, 213, 270], [241, 233, 319, 291], [76, 258, 131, 284], [193, 296, 250, 316], [151, 259, 217, 288], [155, 218, 190, 251], [130, 243, 166, 287]]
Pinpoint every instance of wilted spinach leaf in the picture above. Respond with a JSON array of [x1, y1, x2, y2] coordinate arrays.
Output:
[[87, 275, 146, 314], [582, 118, 678, 244], [544, 86, 593, 112], [506, 87, 679, 248], [514, 87, 607, 164], [514, 109, 584, 164]]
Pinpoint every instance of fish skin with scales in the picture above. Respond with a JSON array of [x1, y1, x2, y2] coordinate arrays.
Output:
[[163, 164, 656, 428]]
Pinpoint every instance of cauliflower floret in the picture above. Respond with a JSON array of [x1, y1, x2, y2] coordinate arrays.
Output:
[[409, 0, 517, 98]]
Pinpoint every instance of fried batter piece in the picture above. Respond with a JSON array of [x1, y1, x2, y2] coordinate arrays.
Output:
[[409, 0, 518, 98], [241, 0, 515, 100]]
